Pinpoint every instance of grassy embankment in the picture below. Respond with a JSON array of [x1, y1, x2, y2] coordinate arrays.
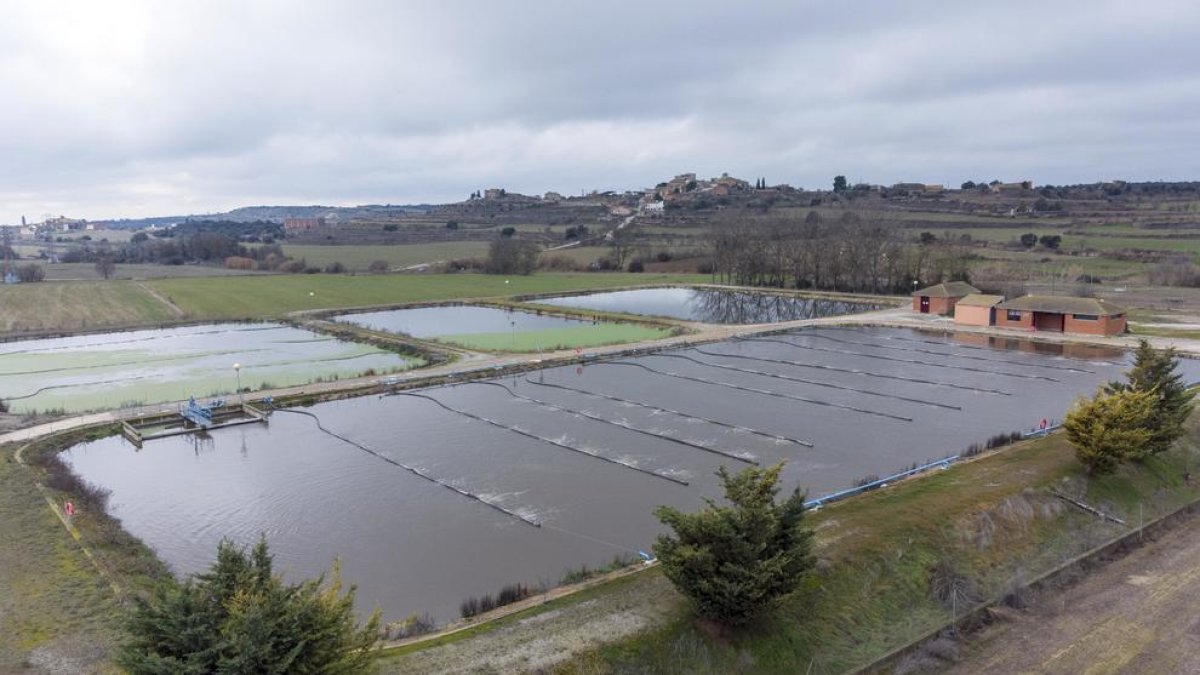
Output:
[[0, 427, 168, 673], [382, 419, 1200, 674], [429, 323, 674, 352], [0, 273, 707, 334], [145, 273, 707, 320]]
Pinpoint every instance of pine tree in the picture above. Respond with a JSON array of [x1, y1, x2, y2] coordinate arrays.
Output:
[[1105, 339, 1195, 458], [119, 538, 379, 674], [1064, 388, 1157, 474], [653, 463, 814, 625]]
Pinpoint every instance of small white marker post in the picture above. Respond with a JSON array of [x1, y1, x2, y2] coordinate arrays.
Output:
[[233, 363, 243, 406]]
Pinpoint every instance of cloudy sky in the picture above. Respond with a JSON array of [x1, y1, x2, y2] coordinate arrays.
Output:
[[1, 0, 1197, 222]]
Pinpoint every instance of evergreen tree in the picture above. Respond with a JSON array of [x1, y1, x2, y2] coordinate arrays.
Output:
[[1105, 339, 1195, 458], [1064, 388, 1157, 474], [653, 463, 814, 625], [119, 538, 379, 675]]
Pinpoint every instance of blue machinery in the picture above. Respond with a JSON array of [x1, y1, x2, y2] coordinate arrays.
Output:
[[180, 397, 221, 428]]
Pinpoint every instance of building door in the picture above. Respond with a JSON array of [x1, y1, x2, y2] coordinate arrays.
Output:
[[1034, 312, 1064, 332], [919, 297, 930, 313]]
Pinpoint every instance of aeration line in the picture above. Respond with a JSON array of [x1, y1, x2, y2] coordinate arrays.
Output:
[[675, 351, 960, 410], [822, 326, 1123, 366], [271, 408, 541, 527], [784, 330, 1095, 373], [467, 381, 757, 465], [394, 392, 690, 486], [522, 377, 814, 448], [743, 337, 1061, 382], [728, 337, 1012, 395], [597, 361, 913, 422], [2, 374, 153, 401]]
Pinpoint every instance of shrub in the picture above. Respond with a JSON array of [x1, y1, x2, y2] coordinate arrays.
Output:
[[323, 261, 346, 274], [15, 263, 44, 282], [383, 223, 399, 232], [654, 463, 814, 625], [368, 260, 389, 273], [224, 256, 255, 270], [119, 538, 379, 673], [627, 259, 645, 273], [458, 582, 537, 619]]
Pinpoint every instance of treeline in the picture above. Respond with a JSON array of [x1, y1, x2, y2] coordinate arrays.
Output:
[[60, 234, 284, 268], [170, 219, 282, 241], [707, 211, 970, 293]]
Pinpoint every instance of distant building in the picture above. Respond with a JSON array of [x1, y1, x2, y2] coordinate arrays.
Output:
[[283, 217, 326, 233], [953, 294, 1005, 327], [994, 295, 1126, 336], [642, 201, 665, 213], [990, 181, 1034, 193], [484, 188, 506, 199], [44, 215, 87, 231], [912, 281, 979, 315], [543, 191, 564, 202]]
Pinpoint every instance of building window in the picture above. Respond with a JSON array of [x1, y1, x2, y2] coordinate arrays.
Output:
[[1006, 310, 1022, 321], [1073, 314, 1098, 321]]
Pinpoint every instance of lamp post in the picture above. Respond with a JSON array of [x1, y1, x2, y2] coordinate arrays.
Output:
[[233, 363, 243, 407]]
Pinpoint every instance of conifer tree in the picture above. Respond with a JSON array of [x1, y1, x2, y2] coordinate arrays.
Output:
[[1105, 339, 1195, 458], [653, 463, 814, 625]]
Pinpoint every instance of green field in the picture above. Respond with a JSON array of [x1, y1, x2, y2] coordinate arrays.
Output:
[[432, 323, 672, 352], [146, 273, 707, 320], [0, 281, 177, 333], [281, 242, 491, 271]]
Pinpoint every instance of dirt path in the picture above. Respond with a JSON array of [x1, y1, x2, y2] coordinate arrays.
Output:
[[377, 570, 680, 674], [944, 515, 1200, 674], [135, 280, 186, 318]]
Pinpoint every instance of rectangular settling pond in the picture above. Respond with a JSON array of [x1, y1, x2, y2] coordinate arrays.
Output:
[[0, 323, 419, 413], [333, 304, 670, 352], [533, 287, 885, 324], [63, 327, 1155, 624]]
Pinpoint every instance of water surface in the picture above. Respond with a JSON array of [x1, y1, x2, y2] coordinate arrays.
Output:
[[534, 287, 884, 324], [63, 327, 1140, 623]]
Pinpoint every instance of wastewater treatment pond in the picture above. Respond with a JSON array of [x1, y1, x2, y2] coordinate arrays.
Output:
[[533, 286, 886, 324], [63, 327, 1158, 624], [0, 323, 420, 413], [333, 304, 671, 351]]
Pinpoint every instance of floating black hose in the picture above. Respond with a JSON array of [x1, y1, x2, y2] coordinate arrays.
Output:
[[676, 350, 961, 411], [270, 407, 541, 527], [467, 380, 758, 465], [394, 392, 690, 486], [735, 337, 1013, 395], [744, 336, 1061, 382], [597, 361, 913, 422], [2, 374, 154, 401], [522, 376, 815, 448]]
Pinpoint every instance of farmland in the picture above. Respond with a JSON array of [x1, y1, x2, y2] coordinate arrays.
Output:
[[0, 273, 707, 335], [280, 242, 491, 271]]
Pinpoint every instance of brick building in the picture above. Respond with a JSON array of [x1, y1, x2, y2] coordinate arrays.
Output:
[[993, 295, 1126, 336], [912, 281, 979, 315]]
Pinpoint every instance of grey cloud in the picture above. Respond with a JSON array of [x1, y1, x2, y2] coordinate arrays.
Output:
[[0, 0, 1197, 221]]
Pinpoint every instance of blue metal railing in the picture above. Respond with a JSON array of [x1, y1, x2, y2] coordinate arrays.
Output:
[[805, 454, 958, 509]]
